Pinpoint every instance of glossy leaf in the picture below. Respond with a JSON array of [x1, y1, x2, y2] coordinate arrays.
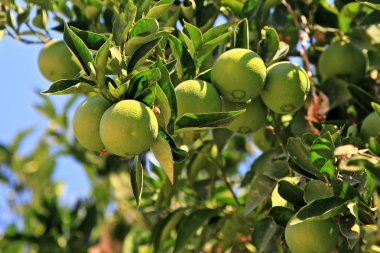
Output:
[[286, 137, 325, 180], [131, 156, 143, 207], [151, 134, 175, 184], [174, 110, 245, 132], [63, 23, 94, 75], [257, 26, 280, 65], [127, 38, 162, 73], [70, 27, 109, 50], [41, 80, 95, 95]]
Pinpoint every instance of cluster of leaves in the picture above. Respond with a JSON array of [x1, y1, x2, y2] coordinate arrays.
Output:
[[0, 0, 380, 252]]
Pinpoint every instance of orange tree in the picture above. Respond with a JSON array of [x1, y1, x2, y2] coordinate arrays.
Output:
[[0, 0, 380, 252]]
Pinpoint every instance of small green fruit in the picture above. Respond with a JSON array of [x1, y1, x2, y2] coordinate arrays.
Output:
[[100, 100, 159, 157], [211, 48, 267, 102], [360, 112, 380, 142], [175, 79, 222, 118], [38, 40, 81, 82], [318, 40, 367, 83], [285, 218, 339, 253], [223, 98, 267, 134], [73, 96, 112, 151], [261, 61, 310, 114]]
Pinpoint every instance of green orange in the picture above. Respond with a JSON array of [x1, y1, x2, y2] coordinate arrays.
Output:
[[175, 79, 222, 118], [360, 112, 380, 142], [261, 61, 310, 114], [38, 40, 81, 82], [73, 96, 112, 151], [211, 48, 266, 102], [318, 40, 367, 83], [285, 218, 339, 253], [100, 100, 158, 157]]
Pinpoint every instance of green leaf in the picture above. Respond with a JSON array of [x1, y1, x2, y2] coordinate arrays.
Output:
[[112, 2, 137, 46], [269, 206, 295, 227], [146, 0, 175, 19], [41, 80, 95, 95], [339, 2, 362, 33], [293, 197, 347, 223], [95, 36, 112, 100], [129, 18, 159, 38], [371, 102, 380, 117], [168, 34, 196, 80], [251, 217, 278, 253], [63, 23, 94, 75], [245, 173, 277, 214], [303, 180, 334, 203], [286, 137, 326, 180], [277, 179, 306, 206], [183, 20, 203, 51], [70, 27, 109, 50], [154, 84, 172, 128], [271, 41, 289, 63], [197, 31, 233, 64], [125, 30, 170, 57], [241, 152, 276, 187], [234, 18, 249, 49], [257, 26, 280, 65], [358, 1, 380, 11], [127, 38, 162, 73], [151, 135, 175, 184], [310, 132, 336, 178], [174, 110, 245, 132], [151, 57, 178, 126], [361, 9, 380, 26], [136, 82, 157, 107], [131, 156, 143, 207], [152, 209, 187, 253], [203, 22, 235, 43], [174, 209, 218, 252], [127, 68, 161, 99], [159, 128, 188, 162], [338, 214, 360, 240]]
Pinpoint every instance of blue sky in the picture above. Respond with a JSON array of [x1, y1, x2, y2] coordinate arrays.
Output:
[[0, 35, 91, 231]]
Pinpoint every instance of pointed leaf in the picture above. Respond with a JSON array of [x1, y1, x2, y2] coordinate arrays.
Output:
[[112, 2, 137, 46], [303, 180, 334, 203], [152, 57, 178, 126], [70, 27, 109, 50], [292, 197, 347, 224], [63, 23, 94, 75], [146, 0, 175, 19], [234, 18, 249, 49], [131, 156, 143, 207], [286, 137, 325, 180], [257, 26, 280, 65], [129, 18, 159, 38], [174, 110, 245, 132], [41, 80, 95, 95], [127, 38, 162, 73], [151, 135, 175, 184]]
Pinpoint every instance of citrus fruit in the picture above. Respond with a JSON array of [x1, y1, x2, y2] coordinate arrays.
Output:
[[175, 79, 222, 118], [100, 100, 158, 157], [73, 96, 112, 151], [360, 112, 380, 142], [285, 218, 339, 253], [38, 40, 81, 82], [223, 98, 267, 134], [260, 61, 310, 114], [318, 40, 367, 83], [252, 127, 278, 152], [211, 48, 267, 102]]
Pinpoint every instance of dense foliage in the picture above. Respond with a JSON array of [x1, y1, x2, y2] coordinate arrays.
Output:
[[0, 0, 380, 252]]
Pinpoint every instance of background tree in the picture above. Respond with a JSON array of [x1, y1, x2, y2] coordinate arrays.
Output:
[[0, 0, 380, 252]]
